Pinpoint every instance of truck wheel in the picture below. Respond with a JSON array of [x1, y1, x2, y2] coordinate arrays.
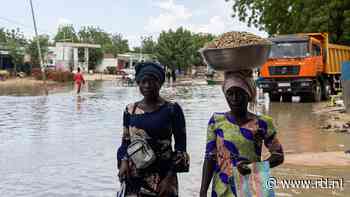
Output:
[[322, 81, 331, 101], [270, 93, 280, 102], [282, 94, 292, 102], [300, 93, 309, 102], [312, 82, 322, 102]]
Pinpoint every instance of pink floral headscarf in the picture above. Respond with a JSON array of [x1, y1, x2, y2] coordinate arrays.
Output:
[[222, 70, 256, 101]]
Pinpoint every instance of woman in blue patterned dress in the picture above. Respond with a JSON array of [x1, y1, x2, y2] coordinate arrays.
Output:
[[200, 70, 284, 197], [117, 62, 189, 197]]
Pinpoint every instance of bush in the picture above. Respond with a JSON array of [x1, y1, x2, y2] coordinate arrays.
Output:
[[32, 69, 74, 82], [0, 70, 10, 80], [106, 66, 116, 74]]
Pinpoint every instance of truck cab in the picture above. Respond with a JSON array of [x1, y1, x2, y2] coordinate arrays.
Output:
[[258, 33, 330, 102]]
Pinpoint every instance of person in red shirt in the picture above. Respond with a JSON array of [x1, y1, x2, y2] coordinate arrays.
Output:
[[74, 67, 85, 94]]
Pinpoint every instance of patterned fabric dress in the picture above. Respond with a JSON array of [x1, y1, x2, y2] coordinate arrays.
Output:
[[117, 101, 187, 197], [205, 112, 278, 197]]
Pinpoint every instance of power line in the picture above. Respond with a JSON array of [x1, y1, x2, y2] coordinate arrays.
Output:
[[0, 15, 50, 34]]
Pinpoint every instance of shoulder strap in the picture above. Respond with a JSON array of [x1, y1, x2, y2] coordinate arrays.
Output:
[[132, 102, 139, 115]]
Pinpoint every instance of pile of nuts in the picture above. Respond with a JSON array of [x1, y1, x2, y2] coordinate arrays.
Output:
[[205, 31, 271, 48]]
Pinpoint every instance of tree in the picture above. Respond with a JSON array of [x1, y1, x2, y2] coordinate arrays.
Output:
[[0, 28, 27, 45], [26, 35, 49, 68], [54, 24, 78, 43], [226, 0, 350, 44], [191, 33, 215, 66], [8, 40, 24, 76], [0, 28, 6, 43], [155, 28, 215, 72], [78, 26, 112, 45], [78, 26, 112, 70], [0, 28, 27, 75], [156, 27, 195, 72], [104, 33, 129, 57], [133, 47, 141, 53], [140, 36, 157, 55]]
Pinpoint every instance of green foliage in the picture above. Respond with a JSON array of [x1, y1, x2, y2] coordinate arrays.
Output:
[[32, 68, 74, 82], [104, 33, 129, 57], [78, 26, 112, 70], [226, 0, 350, 44], [54, 25, 78, 42], [0, 28, 27, 45], [105, 66, 116, 74], [7, 40, 23, 75], [133, 47, 141, 53], [191, 33, 215, 66], [141, 36, 157, 55], [78, 26, 111, 45], [26, 35, 49, 68], [155, 27, 215, 71], [77, 27, 129, 69], [0, 28, 27, 75], [156, 28, 192, 70]]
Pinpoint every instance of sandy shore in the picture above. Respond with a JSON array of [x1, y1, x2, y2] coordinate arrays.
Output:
[[275, 103, 350, 167], [284, 151, 350, 167], [313, 102, 350, 133], [0, 77, 57, 87]]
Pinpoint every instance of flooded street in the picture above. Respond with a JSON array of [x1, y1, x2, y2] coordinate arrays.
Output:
[[1, 81, 349, 196]]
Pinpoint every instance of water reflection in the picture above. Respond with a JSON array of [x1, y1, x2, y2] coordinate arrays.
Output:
[[0, 82, 349, 197]]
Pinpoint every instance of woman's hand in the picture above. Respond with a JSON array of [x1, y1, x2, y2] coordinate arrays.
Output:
[[265, 137, 284, 168], [118, 160, 129, 182], [159, 173, 177, 197], [237, 160, 251, 175], [200, 159, 215, 197]]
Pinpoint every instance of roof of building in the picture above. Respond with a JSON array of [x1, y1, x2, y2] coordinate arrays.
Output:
[[104, 53, 115, 59]]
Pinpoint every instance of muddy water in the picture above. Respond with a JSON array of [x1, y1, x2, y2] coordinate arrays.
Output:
[[0, 81, 349, 196]]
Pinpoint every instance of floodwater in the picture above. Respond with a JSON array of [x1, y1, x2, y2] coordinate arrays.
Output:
[[0, 81, 349, 197]]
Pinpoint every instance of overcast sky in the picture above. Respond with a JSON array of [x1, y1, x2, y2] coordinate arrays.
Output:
[[1, 0, 267, 48]]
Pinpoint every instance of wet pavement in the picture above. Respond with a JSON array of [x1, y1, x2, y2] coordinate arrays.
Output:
[[0, 81, 349, 196]]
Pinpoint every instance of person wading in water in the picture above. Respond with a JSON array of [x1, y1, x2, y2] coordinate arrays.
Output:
[[74, 67, 85, 94], [117, 62, 189, 197], [200, 70, 284, 197]]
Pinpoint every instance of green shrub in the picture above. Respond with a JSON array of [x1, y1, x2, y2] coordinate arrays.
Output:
[[0, 70, 10, 80], [32, 69, 74, 82], [106, 66, 116, 74]]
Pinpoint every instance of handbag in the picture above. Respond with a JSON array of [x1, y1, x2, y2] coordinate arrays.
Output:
[[116, 181, 126, 197], [126, 102, 156, 170], [233, 161, 275, 197], [127, 138, 156, 169]]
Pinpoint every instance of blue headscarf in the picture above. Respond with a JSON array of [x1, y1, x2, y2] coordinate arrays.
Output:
[[135, 62, 165, 85]]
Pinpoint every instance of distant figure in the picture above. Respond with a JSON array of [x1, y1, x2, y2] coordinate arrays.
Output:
[[171, 69, 176, 82], [74, 67, 85, 94], [166, 70, 171, 83]]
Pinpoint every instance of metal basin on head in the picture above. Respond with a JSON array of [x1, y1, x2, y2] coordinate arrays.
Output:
[[199, 44, 271, 71]]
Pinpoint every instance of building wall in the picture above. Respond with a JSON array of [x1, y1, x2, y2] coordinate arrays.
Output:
[[96, 58, 118, 73]]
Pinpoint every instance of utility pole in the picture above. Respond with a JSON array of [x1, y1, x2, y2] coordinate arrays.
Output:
[[151, 35, 154, 60], [29, 0, 47, 95]]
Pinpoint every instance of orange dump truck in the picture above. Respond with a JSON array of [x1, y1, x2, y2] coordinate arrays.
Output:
[[258, 33, 350, 101]]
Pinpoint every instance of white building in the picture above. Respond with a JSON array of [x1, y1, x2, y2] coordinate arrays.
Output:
[[54, 42, 101, 72], [95, 52, 153, 73]]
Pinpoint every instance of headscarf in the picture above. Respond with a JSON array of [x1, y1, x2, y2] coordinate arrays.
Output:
[[135, 62, 165, 85], [222, 70, 256, 102]]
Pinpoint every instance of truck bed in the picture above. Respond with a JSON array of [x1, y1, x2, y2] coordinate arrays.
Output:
[[326, 44, 350, 74]]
